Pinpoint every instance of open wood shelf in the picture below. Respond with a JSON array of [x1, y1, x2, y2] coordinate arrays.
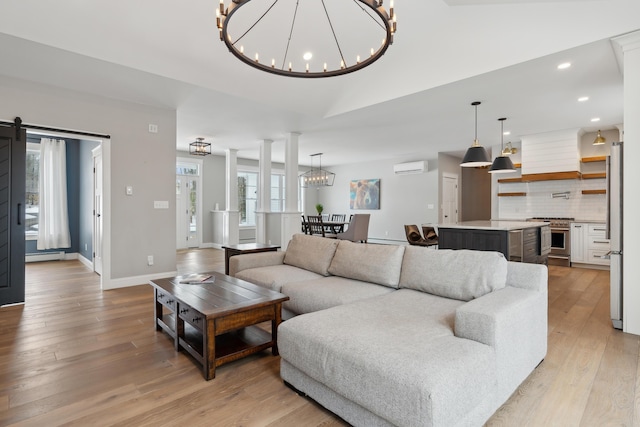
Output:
[[498, 192, 527, 197], [581, 156, 606, 163], [582, 189, 606, 195], [521, 171, 581, 181], [582, 172, 606, 180], [497, 177, 524, 183]]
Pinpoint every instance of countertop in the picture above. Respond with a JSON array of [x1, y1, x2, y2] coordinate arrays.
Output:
[[438, 220, 549, 231]]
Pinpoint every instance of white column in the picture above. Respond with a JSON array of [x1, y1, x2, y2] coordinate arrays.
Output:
[[281, 132, 302, 249], [613, 31, 640, 335], [256, 139, 273, 244], [223, 148, 239, 246]]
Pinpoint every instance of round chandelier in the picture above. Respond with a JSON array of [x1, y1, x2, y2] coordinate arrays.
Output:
[[216, 0, 397, 78]]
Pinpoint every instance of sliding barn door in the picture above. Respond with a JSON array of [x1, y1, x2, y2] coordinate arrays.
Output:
[[0, 124, 26, 306]]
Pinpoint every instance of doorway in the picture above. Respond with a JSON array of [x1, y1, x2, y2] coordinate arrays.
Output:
[[176, 158, 203, 249], [25, 131, 104, 275]]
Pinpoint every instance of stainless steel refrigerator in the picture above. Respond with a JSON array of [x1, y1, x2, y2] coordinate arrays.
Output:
[[608, 141, 623, 330]]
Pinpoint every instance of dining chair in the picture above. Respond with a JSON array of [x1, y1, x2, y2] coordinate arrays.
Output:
[[337, 214, 370, 243], [404, 225, 436, 247], [301, 214, 309, 234], [329, 213, 347, 232], [307, 215, 337, 238], [421, 225, 438, 245]]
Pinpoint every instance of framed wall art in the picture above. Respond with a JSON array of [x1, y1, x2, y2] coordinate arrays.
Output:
[[349, 179, 380, 210]]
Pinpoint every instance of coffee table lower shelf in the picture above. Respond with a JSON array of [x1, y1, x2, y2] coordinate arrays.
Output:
[[179, 324, 274, 368]]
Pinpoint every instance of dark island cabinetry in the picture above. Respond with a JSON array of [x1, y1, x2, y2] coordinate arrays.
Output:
[[437, 221, 548, 265], [439, 228, 509, 255]]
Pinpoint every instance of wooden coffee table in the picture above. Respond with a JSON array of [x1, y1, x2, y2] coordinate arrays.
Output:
[[150, 271, 289, 380]]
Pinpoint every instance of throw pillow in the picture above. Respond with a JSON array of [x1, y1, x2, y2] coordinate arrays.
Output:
[[283, 233, 340, 276]]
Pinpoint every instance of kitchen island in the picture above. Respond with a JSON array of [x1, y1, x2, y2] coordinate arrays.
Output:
[[437, 220, 551, 264]]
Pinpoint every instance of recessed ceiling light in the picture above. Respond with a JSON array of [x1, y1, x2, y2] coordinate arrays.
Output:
[[557, 62, 571, 70], [303, 52, 313, 61], [578, 96, 589, 102], [503, 131, 511, 136], [591, 117, 600, 122]]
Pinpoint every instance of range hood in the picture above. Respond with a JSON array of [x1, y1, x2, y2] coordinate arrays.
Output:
[[520, 128, 583, 181]]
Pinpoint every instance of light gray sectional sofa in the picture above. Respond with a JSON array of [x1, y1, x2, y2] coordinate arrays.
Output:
[[229, 233, 548, 427]]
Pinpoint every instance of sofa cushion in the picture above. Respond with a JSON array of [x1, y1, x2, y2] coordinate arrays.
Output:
[[328, 241, 405, 288], [281, 276, 395, 315], [283, 234, 340, 276], [399, 247, 508, 301], [235, 265, 323, 292], [278, 289, 496, 427]]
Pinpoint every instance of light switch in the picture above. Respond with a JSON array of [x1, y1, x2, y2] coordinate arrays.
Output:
[[154, 201, 169, 209], [126, 186, 133, 196]]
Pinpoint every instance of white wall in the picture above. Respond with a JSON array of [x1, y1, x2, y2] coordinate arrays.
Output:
[[1, 75, 177, 286], [304, 157, 439, 243]]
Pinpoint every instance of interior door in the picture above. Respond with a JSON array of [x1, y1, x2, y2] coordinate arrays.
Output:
[[0, 124, 26, 306], [442, 173, 458, 225], [92, 146, 103, 275]]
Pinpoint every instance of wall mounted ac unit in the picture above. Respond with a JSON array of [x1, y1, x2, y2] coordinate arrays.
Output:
[[393, 160, 427, 175]]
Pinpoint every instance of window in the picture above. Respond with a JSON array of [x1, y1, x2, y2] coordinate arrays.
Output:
[[238, 171, 258, 226], [271, 175, 284, 212], [25, 143, 40, 239], [238, 171, 292, 226]]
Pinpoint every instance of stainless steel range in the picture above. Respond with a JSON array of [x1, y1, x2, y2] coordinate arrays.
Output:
[[528, 217, 574, 266]]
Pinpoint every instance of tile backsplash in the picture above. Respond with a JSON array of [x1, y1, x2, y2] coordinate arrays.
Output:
[[498, 178, 607, 221]]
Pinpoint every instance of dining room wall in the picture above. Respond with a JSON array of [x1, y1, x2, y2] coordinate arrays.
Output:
[[307, 156, 439, 243]]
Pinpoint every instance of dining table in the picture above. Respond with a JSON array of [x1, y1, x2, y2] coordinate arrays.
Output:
[[303, 220, 349, 234]]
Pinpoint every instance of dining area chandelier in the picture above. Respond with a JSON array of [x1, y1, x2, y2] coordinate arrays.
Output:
[[216, 0, 397, 78], [299, 153, 335, 187]]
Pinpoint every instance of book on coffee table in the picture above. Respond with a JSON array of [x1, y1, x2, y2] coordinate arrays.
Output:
[[177, 274, 215, 285]]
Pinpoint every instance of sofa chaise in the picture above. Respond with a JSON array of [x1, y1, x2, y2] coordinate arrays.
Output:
[[229, 234, 548, 426]]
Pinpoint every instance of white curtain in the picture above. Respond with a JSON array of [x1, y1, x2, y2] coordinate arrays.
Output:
[[37, 138, 71, 250]]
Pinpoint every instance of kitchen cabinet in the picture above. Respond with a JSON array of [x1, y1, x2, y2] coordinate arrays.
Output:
[[571, 223, 585, 263], [570, 222, 610, 267], [522, 227, 540, 263]]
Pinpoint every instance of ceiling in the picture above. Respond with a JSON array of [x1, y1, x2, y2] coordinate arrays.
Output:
[[0, 0, 638, 167]]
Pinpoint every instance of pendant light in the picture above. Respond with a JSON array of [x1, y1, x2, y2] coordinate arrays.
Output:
[[489, 118, 516, 173], [461, 101, 492, 167], [593, 130, 606, 145]]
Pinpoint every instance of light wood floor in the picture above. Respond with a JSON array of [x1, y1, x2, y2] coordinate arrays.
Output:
[[0, 250, 637, 426]]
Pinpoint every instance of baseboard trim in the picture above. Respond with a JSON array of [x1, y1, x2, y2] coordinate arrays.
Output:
[[102, 270, 178, 290]]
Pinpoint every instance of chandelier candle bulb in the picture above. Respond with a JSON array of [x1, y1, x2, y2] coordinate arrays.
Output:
[[357, 55, 361, 64], [271, 59, 275, 68], [289, 62, 292, 72], [219, 0, 224, 15], [240, 45, 244, 54], [324, 63, 327, 72], [306, 63, 309, 72], [255, 53, 259, 62], [341, 60, 345, 69]]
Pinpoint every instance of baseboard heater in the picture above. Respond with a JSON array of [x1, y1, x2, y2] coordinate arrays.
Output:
[[25, 251, 65, 263]]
